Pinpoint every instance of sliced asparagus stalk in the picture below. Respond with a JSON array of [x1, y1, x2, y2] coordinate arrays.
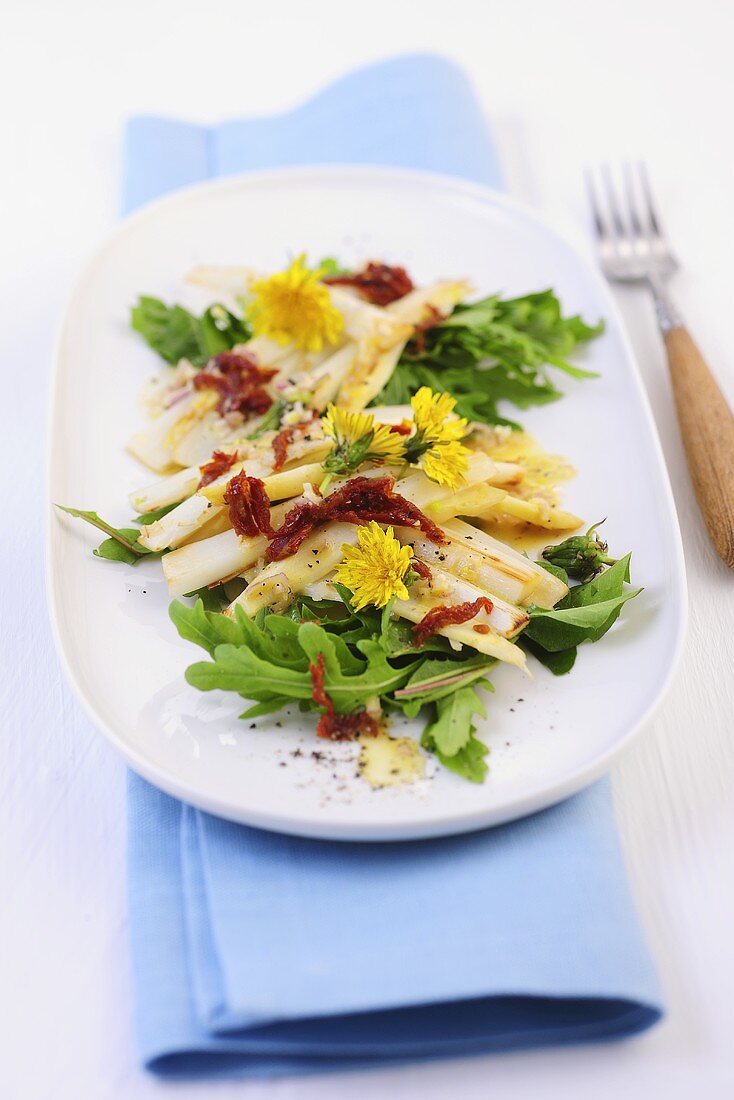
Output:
[[235, 335, 298, 367], [200, 459, 327, 506], [171, 407, 258, 468], [184, 508, 234, 545], [164, 530, 267, 596], [326, 285, 414, 349], [386, 280, 472, 324], [337, 340, 407, 411], [485, 460, 525, 486], [130, 465, 205, 515], [441, 519, 569, 608], [296, 343, 360, 408], [162, 501, 293, 595], [127, 392, 204, 472], [396, 452, 497, 511], [225, 523, 359, 618], [337, 280, 472, 411], [185, 264, 259, 295], [392, 598, 527, 669], [302, 575, 526, 669], [396, 527, 541, 607], [426, 483, 509, 522], [368, 404, 414, 424], [478, 494, 583, 531], [138, 494, 220, 553], [407, 562, 529, 638], [129, 426, 291, 516], [144, 456, 332, 554]]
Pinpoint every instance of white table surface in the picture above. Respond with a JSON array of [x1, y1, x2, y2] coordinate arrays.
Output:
[[2, 1, 733, 1096]]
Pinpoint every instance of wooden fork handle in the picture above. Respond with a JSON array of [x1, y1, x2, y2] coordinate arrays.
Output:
[[665, 325, 734, 569]]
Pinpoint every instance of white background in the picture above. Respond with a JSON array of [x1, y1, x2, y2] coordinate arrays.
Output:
[[2, 1, 733, 1097]]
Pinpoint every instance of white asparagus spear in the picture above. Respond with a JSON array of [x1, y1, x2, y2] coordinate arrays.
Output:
[[225, 523, 360, 617], [164, 529, 270, 597], [162, 500, 293, 596], [130, 465, 205, 515], [171, 409, 249, 468], [406, 563, 529, 638], [127, 392, 205, 472], [138, 459, 327, 552], [391, 598, 527, 669], [396, 528, 541, 607], [200, 459, 326, 506], [337, 281, 472, 411], [441, 519, 569, 608], [302, 577, 527, 670], [337, 341, 406, 411], [476, 494, 582, 531], [386, 280, 473, 324], [139, 494, 219, 552]]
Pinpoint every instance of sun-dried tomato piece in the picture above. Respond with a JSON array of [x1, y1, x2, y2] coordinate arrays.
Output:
[[265, 475, 445, 562], [271, 412, 320, 471], [271, 426, 296, 472], [407, 304, 443, 355], [308, 654, 380, 740], [197, 449, 238, 489], [317, 711, 380, 741], [412, 597, 494, 647], [194, 352, 277, 418], [411, 559, 433, 582], [308, 653, 332, 714], [388, 420, 413, 437], [223, 472, 274, 538], [324, 262, 414, 306]]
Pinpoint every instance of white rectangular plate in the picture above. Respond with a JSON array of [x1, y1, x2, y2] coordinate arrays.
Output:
[[48, 166, 687, 840]]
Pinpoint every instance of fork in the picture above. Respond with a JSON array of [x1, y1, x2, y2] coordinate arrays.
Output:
[[585, 163, 734, 569]]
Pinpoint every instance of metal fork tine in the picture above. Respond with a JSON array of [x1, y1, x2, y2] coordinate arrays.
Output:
[[584, 168, 609, 241], [601, 163, 628, 240], [623, 162, 644, 237], [638, 161, 663, 240]]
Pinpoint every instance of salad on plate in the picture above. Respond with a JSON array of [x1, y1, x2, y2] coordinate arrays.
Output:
[[60, 255, 640, 785]]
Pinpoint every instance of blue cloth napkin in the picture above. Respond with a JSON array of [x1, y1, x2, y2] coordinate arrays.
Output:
[[125, 54, 662, 1081]]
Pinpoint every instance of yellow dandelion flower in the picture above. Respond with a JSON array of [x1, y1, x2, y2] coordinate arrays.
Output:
[[410, 386, 468, 444], [419, 440, 470, 488], [323, 405, 374, 445], [369, 421, 408, 463], [247, 254, 344, 352], [322, 405, 406, 486], [402, 386, 470, 487], [335, 523, 415, 610]]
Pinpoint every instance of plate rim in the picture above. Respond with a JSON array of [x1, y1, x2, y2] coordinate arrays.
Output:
[[46, 164, 688, 840]]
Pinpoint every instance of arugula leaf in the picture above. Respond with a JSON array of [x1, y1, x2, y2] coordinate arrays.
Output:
[[131, 297, 251, 367], [183, 586, 227, 612], [186, 644, 315, 701], [317, 256, 350, 278], [395, 657, 494, 715], [421, 686, 490, 783], [170, 599, 250, 656], [433, 733, 490, 784], [522, 638, 577, 676], [422, 685, 487, 756], [246, 399, 287, 439], [57, 506, 152, 565], [134, 503, 179, 525], [523, 554, 641, 655], [375, 290, 603, 427]]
